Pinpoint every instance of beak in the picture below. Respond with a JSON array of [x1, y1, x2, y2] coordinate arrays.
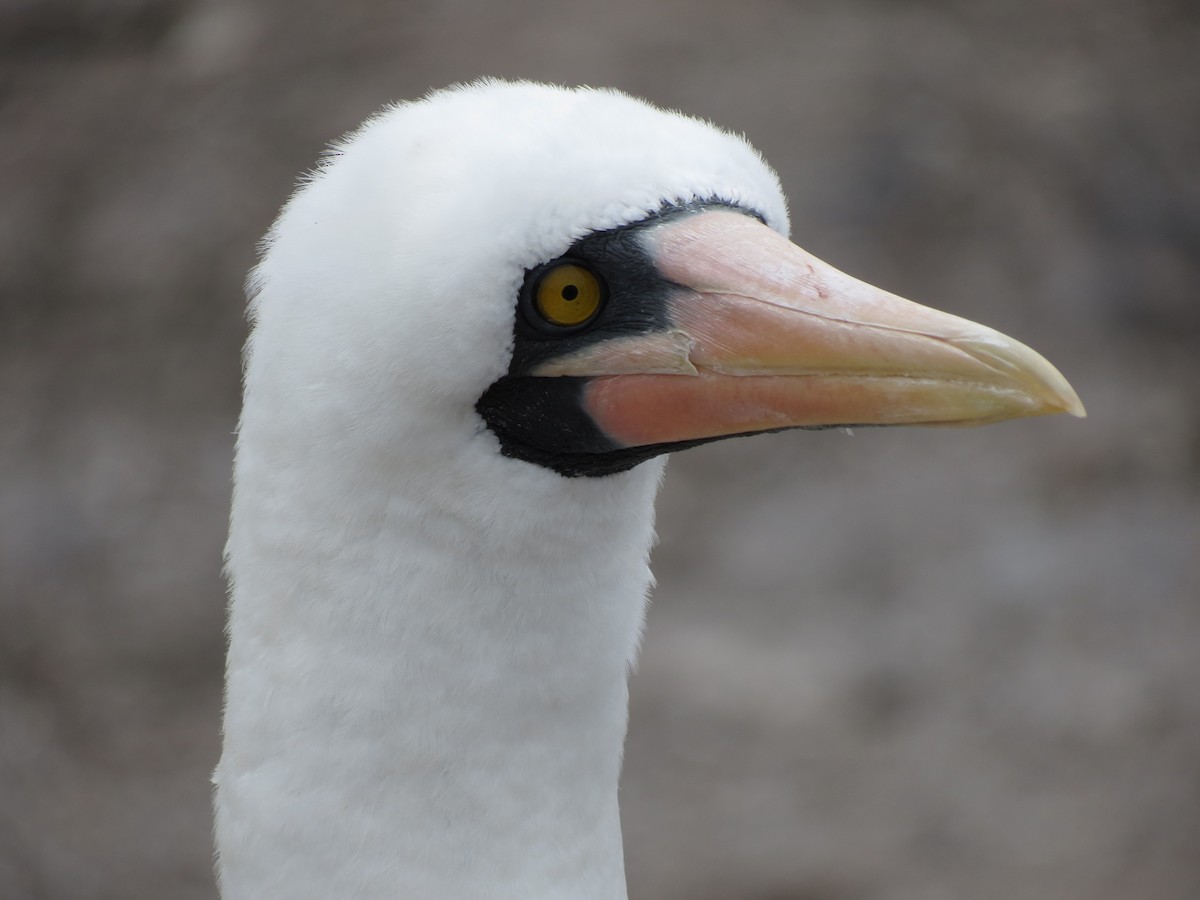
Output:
[[533, 209, 1084, 448]]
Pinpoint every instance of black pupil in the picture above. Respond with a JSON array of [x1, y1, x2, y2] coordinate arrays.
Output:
[[561, 284, 579, 301]]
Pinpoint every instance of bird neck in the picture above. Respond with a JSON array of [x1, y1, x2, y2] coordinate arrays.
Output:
[[216, 440, 664, 900]]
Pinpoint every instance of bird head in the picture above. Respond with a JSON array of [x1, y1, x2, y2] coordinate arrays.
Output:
[[243, 80, 1083, 487]]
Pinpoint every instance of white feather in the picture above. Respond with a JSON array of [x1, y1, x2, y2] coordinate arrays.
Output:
[[217, 80, 788, 899]]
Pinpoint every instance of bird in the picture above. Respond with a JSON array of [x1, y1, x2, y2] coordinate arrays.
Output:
[[214, 79, 1084, 900]]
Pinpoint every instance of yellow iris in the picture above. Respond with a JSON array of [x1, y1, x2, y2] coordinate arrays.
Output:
[[534, 263, 603, 328]]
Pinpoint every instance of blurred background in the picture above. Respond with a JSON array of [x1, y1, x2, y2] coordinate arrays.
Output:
[[2, 0, 1198, 898]]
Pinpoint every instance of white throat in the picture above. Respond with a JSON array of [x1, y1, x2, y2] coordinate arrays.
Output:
[[216, 419, 665, 899]]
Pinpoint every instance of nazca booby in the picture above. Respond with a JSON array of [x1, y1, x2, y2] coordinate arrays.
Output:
[[216, 80, 1083, 899]]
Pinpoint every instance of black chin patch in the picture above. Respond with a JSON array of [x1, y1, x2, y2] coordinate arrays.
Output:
[[477, 375, 734, 477], [476, 201, 764, 478]]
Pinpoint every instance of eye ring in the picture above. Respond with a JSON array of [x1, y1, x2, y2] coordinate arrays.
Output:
[[521, 259, 606, 333]]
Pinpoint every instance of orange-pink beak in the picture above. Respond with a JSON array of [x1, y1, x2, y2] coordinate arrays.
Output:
[[532, 209, 1084, 447]]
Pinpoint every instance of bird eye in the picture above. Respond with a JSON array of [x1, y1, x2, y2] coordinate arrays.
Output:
[[532, 263, 604, 329]]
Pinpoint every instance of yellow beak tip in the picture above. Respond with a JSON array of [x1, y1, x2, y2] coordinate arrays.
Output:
[[1039, 372, 1086, 419]]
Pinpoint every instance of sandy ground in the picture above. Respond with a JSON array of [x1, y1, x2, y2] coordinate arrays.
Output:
[[2, 1, 1198, 898]]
